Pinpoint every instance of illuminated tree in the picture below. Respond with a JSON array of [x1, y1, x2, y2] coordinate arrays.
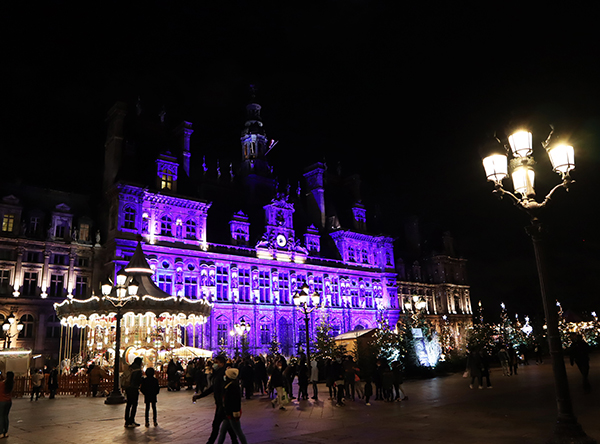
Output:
[[313, 317, 346, 361]]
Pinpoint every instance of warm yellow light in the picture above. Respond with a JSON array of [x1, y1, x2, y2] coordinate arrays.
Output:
[[482, 154, 508, 183], [508, 130, 532, 157], [546, 144, 575, 175], [511, 165, 535, 196]]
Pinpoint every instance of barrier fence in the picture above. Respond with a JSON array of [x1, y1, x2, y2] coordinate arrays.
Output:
[[13, 371, 172, 398]]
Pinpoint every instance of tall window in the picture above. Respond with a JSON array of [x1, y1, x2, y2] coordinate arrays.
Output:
[[160, 215, 172, 236], [157, 274, 173, 295], [0, 269, 10, 293], [279, 272, 289, 304], [23, 272, 38, 295], [184, 277, 197, 298], [259, 270, 270, 303], [217, 322, 228, 346], [30, 217, 40, 235], [216, 266, 229, 301], [123, 207, 136, 230], [75, 276, 88, 297], [347, 247, 355, 262], [185, 219, 197, 239], [361, 249, 369, 263], [79, 223, 90, 241], [239, 269, 250, 302], [260, 323, 271, 345], [49, 274, 64, 297], [46, 314, 61, 338], [2, 214, 14, 232], [55, 224, 66, 238], [19, 314, 35, 338]]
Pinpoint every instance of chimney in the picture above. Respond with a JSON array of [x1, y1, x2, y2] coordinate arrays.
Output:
[[103, 101, 127, 192], [303, 163, 326, 229], [175, 121, 193, 177]]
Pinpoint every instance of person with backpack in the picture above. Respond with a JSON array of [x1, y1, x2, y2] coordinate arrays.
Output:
[[123, 357, 144, 428], [140, 367, 160, 427]]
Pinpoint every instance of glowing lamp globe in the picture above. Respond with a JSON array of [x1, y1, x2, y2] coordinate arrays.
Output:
[[116, 270, 127, 286], [101, 282, 112, 296], [546, 143, 575, 175], [508, 130, 533, 158], [483, 154, 508, 184], [511, 165, 535, 196], [128, 279, 139, 296], [17, 324, 23, 332], [2, 323, 9, 332]]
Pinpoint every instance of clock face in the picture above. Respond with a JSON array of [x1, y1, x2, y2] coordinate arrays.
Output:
[[276, 234, 287, 247]]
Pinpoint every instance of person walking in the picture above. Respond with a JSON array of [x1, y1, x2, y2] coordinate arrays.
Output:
[[363, 375, 373, 406], [467, 350, 483, 389], [124, 357, 144, 427], [216, 368, 248, 444], [48, 366, 59, 399], [30, 369, 44, 401], [310, 360, 319, 400], [332, 357, 345, 407], [297, 359, 309, 400], [569, 333, 591, 392], [269, 360, 287, 410], [392, 361, 408, 401], [343, 356, 356, 401], [479, 350, 493, 389], [0, 371, 14, 439], [140, 367, 160, 427], [88, 363, 107, 397], [192, 355, 239, 444], [498, 346, 511, 376]]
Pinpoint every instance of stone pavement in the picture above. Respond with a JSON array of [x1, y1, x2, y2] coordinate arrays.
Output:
[[5, 354, 600, 444]]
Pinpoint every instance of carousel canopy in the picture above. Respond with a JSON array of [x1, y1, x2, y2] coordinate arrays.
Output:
[[54, 241, 212, 328]]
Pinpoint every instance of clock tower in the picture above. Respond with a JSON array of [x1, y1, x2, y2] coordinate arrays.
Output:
[[263, 197, 295, 247]]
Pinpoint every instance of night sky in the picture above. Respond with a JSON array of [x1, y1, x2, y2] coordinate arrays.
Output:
[[4, 2, 600, 321]]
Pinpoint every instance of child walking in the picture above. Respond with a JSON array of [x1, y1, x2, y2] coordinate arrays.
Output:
[[140, 368, 160, 427], [217, 368, 248, 444]]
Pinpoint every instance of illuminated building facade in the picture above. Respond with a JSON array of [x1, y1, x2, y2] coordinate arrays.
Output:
[[102, 98, 401, 356], [0, 186, 99, 362]]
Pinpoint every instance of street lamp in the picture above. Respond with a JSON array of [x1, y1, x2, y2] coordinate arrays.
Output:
[[2, 313, 24, 349], [293, 282, 322, 365], [230, 319, 251, 358], [482, 127, 594, 443], [101, 268, 139, 405]]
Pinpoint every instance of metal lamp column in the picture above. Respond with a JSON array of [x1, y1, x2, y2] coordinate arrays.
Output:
[[482, 127, 594, 444], [293, 282, 321, 365], [102, 269, 139, 405]]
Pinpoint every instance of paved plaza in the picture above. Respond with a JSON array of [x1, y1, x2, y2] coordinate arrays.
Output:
[[4, 355, 600, 444]]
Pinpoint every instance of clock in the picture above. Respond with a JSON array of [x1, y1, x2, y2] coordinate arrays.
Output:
[[276, 234, 287, 247]]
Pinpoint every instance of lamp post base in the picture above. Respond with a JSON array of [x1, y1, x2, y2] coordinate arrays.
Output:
[[104, 389, 126, 405], [549, 417, 596, 444]]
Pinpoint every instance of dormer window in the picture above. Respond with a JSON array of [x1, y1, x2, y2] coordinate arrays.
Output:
[[185, 219, 197, 239], [161, 169, 174, 190], [2, 214, 14, 232], [156, 154, 179, 192]]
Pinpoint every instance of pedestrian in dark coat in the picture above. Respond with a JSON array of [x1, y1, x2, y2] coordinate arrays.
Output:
[[140, 367, 160, 427], [297, 360, 309, 400], [192, 356, 239, 444], [124, 357, 144, 427], [48, 367, 59, 399], [216, 368, 248, 444], [569, 334, 591, 392], [467, 351, 483, 389]]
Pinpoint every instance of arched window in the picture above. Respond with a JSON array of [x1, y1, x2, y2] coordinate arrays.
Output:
[[19, 314, 35, 339], [160, 215, 172, 236], [278, 317, 291, 356], [123, 206, 136, 230], [217, 318, 229, 346], [185, 220, 197, 239], [260, 319, 271, 345]]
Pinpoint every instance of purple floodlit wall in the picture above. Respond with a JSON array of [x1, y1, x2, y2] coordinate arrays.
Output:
[[112, 184, 399, 356]]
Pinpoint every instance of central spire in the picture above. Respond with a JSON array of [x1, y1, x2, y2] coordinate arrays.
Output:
[[240, 85, 271, 177]]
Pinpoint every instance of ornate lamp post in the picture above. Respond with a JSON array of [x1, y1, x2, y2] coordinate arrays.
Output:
[[2, 313, 24, 349], [230, 319, 251, 358], [101, 268, 139, 405], [482, 126, 594, 443], [293, 282, 322, 365]]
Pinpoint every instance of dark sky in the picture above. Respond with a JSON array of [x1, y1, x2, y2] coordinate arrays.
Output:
[[3, 2, 600, 321]]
